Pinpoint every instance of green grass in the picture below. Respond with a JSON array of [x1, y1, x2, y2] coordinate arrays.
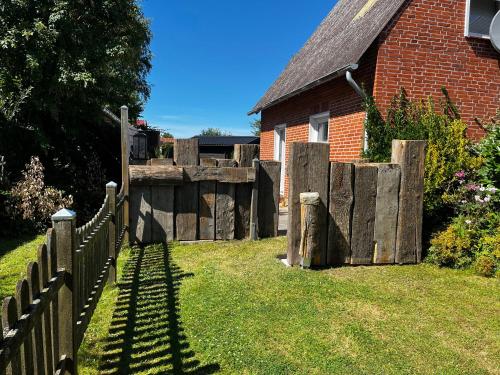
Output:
[[0, 234, 45, 300], [79, 237, 500, 375]]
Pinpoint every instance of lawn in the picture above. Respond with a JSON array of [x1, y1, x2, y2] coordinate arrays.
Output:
[[78, 237, 499, 375], [0, 234, 45, 300]]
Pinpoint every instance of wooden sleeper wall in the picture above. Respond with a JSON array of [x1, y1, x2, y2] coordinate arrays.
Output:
[[288, 140, 426, 267]]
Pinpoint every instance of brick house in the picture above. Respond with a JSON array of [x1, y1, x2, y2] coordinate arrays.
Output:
[[249, 0, 500, 195]]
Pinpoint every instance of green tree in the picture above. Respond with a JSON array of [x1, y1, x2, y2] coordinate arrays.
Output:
[[0, 0, 152, 223], [250, 118, 261, 136], [199, 128, 231, 136], [161, 131, 174, 138]]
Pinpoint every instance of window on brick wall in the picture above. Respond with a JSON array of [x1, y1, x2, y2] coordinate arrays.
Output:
[[465, 0, 500, 38], [309, 112, 329, 143]]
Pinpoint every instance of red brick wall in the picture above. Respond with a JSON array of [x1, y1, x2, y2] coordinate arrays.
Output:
[[260, 47, 377, 195], [374, 0, 500, 139]]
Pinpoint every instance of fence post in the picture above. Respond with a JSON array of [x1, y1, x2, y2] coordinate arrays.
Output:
[[51, 208, 77, 374], [106, 182, 117, 284], [250, 158, 260, 240], [121, 105, 130, 244], [299, 192, 321, 268]]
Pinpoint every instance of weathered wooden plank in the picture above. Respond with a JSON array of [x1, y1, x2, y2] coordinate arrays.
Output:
[[327, 162, 354, 265], [175, 183, 198, 240], [174, 138, 199, 166], [129, 185, 152, 243], [28, 262, 44, 374], [200, 158, 217, 167], [258, 161, 281, 238], [299, 192, 322, 268], [234, 144, 259, 240], [234, 184, 252, 239], [183, 166, 256, 183], [287, 142, 330, 266], [151, 186, 174, 242], [129, 165, 184, 186], [350, 164, 378, 265], [150, 158, 173, 166], [199, 181, 216, 240], [234, 144, 260, 167], [391, 140, 426, 264], [373, 164, 401, 264], [216, 159, 237, 167], [216, 183, 235, 240]]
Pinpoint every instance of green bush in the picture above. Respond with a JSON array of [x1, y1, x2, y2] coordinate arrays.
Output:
[[363, 88, 481, 218], [475, 116, 500, 188]]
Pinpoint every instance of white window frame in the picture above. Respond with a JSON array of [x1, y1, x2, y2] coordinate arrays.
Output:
[[274, 124, 286, 161], [464, 0, 496, 39], [274, 124, 286, 195], [308, 112, 330, 143]]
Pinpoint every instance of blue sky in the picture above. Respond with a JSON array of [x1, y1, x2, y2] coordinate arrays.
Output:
[[140, 0, 336, 138]]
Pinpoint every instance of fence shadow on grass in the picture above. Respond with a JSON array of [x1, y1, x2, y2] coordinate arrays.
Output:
[[99, 243, 220, 374]]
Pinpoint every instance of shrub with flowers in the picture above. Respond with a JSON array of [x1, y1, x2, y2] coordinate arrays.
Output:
[[428, 126, 500, 277]]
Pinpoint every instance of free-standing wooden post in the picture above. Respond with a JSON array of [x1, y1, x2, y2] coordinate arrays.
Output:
[[121, 106, 130, 244], [299, 192, 321, 268], [199, 158, 217, 240], [391, 140, 426, 264], [106, 181, 117, 284], [52, 208, 77, 374], [249, 158, 260, 240]]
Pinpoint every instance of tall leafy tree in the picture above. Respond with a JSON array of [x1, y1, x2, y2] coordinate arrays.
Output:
[[0, 0, 152, 220]]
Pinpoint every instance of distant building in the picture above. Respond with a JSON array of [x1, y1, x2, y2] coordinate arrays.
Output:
[[192, 136, 260, 159]]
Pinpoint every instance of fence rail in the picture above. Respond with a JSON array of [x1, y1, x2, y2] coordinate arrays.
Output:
[[0, 182, 128, 374]]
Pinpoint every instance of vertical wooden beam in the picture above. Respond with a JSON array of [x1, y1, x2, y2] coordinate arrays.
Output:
[[174, 138, 199, 240], [52, 208, 77, 374], [391, 140, 426, 264], [2, 297, 21, 374], [257, 161, 281, 238], [249, 159, 260, 240], [121, 106, 130, 244], [106, 182, 117, 284], [327, 162, 354, 265], [287, 142, 329, 266], [234, 144, 259, 168], [216, 159, 235, 240], [350, 164, 378, 265], [199, 158, 216, 240], [373, 164, 400, 264], [129, 186, 152, 244], [234, 144, 259, 239], [152, 186, 174, 242]]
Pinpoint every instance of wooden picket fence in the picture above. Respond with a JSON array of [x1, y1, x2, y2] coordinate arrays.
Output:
[[0, 106, 131, 375], [0, 183, 127, 374]]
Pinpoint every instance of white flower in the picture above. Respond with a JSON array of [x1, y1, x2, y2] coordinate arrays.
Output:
[[461, 200, 467, 204], [474, 195, 481, 202], [484, 195, 491, 202], [487, 187, 497, 194], [465, 220, 472, 225], [479, 186, 486, 192]]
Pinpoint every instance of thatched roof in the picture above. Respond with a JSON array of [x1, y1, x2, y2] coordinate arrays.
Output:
[[249, 0, 407, 115]]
